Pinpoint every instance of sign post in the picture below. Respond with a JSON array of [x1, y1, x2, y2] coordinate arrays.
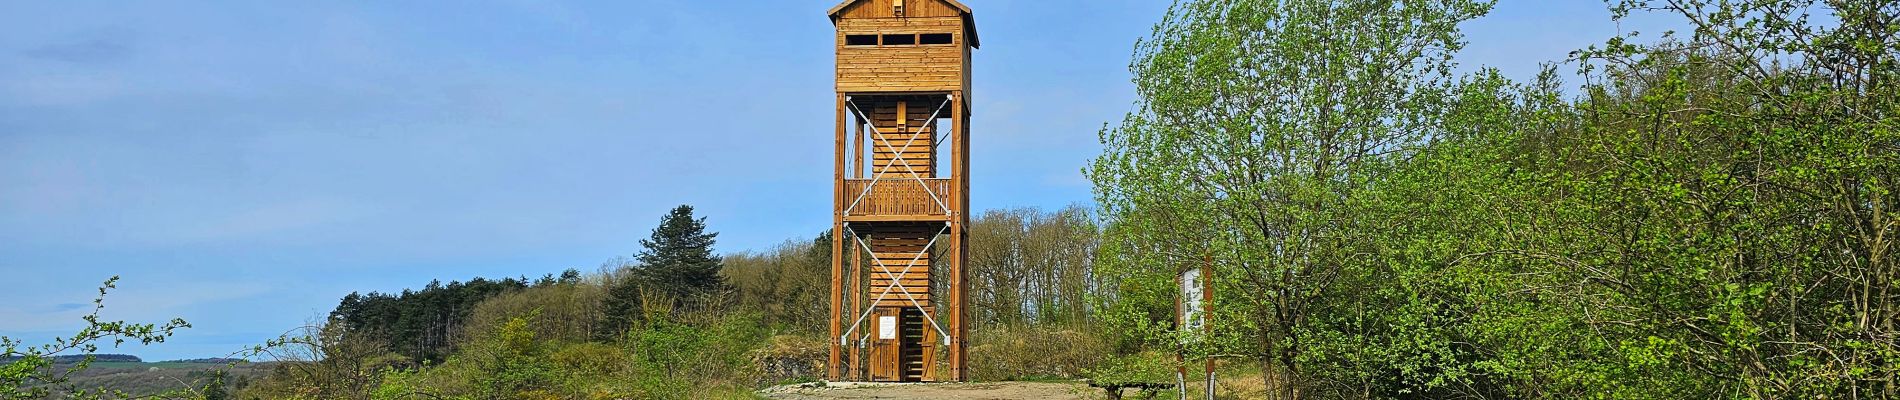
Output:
[[1177, 255, 1215, 400]]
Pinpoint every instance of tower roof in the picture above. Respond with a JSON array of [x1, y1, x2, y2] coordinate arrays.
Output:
[[827, 0, 979, 49]]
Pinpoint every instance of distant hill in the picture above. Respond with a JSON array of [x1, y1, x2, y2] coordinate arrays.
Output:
[[2, 354, 272, 398], [155, 357, 246, 364]]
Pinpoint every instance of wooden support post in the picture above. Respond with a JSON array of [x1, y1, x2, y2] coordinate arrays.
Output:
[[948, 92, 968, 381], [850, 233, 863, 380], [1175, 268, 1187, 398], [849, 111, 864, 381], [1203, 254, 1216, 400], [830, 94, 846, 381]]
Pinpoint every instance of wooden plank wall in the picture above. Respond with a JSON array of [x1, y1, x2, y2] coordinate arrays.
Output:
[[866, 225, 936, 308], [864, 100, 940, 176], [836, 17, 964, 93]]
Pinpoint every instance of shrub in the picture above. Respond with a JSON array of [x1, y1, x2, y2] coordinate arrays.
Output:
[[547, 342, 627, 380], [968, 324, 1108, 381], [751, 334, 824, 385], [464, 284, 608, 346], [624, 313, 769, 398]]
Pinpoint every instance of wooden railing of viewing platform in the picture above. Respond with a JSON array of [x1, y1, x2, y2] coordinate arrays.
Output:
[[845, 178, 951, 219]]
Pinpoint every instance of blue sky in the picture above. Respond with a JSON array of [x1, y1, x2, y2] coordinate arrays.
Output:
[[0, 1, 1681, 360]]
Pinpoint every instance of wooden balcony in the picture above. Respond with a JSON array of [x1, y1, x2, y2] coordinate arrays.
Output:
[[844, 178, 951, 221]]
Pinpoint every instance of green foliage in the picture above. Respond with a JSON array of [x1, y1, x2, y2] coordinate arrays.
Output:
[[634, 205, 725, 297], [624, 314, 769, 398], [329, 274, 557, 364], [1096, 0, 1899, 398], [606, 204, 726, 336], [1091, 0, 1495, 396], [722, 232, 834, 333], [1086, 352, 1176, 388], [464, 282, 609, 345], [237, 321, 408, 400], [463, 316, 558, 399], [0, 276, 190, 400]]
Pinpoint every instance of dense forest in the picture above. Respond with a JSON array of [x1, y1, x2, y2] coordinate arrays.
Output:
[[4, 0, 1894, 399]]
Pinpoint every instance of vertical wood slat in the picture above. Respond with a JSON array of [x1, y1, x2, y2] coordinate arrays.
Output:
[[844, 179, 952, 217]]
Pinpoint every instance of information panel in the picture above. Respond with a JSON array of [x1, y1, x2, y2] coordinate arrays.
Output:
[[878, 315, 897, 340]]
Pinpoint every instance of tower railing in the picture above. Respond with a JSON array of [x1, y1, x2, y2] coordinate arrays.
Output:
[[842, 178, 952, 218]]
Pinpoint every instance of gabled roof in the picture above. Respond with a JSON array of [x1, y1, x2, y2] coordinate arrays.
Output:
[[826, 0, 970, 15], [827, 0, 980, 49]]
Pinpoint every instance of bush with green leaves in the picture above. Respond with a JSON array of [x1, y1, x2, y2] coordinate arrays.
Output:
[[624, 313, 769, 397]]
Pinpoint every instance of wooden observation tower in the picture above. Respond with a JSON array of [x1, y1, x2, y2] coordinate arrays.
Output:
[[826, 0, 977, 382]]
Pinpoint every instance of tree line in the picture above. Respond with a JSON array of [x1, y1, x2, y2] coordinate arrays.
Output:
[[722, 204, 1104, 333]]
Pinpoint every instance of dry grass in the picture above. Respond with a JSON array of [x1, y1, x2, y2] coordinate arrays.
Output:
[[967, 325, 1108, 381]]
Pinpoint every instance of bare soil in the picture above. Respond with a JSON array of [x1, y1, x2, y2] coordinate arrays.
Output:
[[759, 381, 1104, 400]]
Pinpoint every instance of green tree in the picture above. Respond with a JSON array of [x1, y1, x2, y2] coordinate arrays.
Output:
[[636, 205, 724, 298], [606, 205, 725, 334], [722, 231, 833, 333], [1089, 0, 1493, 397], [1504, 1, 1900, 396]]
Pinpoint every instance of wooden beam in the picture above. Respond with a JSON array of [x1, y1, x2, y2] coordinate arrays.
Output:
[[830, 94, 847, 381], [850, 235, 863, 380], [948, 91, 968, 381], [844, 214, 953, 223]]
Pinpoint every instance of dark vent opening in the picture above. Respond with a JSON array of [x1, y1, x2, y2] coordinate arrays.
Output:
[[919, 33, 953, 45], [881, 34, 915, 45], [846, 35, 878, 46]]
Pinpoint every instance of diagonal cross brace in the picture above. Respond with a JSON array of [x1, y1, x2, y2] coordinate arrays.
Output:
[[843, 95, 954, 217], [843, 96, 950, 215], [839, 222, 952, 348]]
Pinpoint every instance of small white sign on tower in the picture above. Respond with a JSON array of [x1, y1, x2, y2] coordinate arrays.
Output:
[[878, 315, 897, 340]]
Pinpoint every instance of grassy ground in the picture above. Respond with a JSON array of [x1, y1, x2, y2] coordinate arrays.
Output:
[[760, 381, 1099, 400], [758, 361, 1266, 400]]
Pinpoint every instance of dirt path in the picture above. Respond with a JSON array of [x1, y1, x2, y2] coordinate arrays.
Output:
[[759, 381, 1102, 400]]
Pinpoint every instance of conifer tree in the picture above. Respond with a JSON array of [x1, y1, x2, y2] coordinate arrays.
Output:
[[633, 205, 724, 300], [603, 205, 724, 335]]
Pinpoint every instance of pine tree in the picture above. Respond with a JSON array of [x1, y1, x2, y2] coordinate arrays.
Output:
[[633, 205, 724, 300], [603, 205, 724, 336]]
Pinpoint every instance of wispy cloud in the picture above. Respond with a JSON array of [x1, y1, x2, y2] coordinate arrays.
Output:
[[20, 31, 133, 65]]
